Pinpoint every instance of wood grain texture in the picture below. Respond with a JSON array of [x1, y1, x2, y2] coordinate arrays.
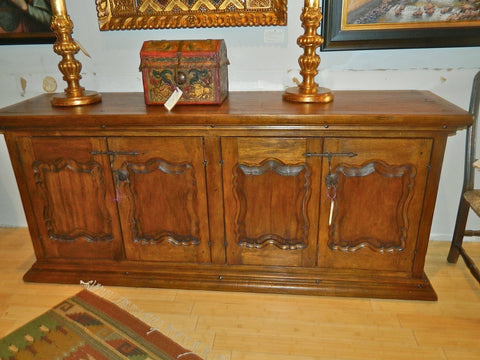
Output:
[[0, 91, 472, 301], [109, 137, 211, 263], [0, 227, 479, 360], [0, 91, 471, 130], [222, 137, 322, 267]]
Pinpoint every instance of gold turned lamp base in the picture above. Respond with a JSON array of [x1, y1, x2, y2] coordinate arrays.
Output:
[[50, 0, 101, 107], [51, 90, 102, 107], [284, 0, 333, 104], [283, 86, 333, 103]]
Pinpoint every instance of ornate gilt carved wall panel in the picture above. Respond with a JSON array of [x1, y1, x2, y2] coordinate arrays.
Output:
[[95, 0, 287, 30]]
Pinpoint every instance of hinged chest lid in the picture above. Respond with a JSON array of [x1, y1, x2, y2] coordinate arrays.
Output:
[[140, 39, 229, 68]]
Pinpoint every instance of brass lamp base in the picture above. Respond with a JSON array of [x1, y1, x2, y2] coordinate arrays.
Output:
[[283, 3, 333, 104], [50, 0, 101, 107], [283, 86, 333, 103], [51, 90, 102, 107]]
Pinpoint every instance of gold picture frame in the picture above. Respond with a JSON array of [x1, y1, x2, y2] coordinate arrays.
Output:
[[322, 0, 480, 50], [95, 0, 287, 30]]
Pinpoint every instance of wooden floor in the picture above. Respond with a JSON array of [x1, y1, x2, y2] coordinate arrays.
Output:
[[0, 227, 479, 360]]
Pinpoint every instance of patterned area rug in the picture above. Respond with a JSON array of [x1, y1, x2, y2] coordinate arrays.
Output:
[[0, 290, 202, 359]]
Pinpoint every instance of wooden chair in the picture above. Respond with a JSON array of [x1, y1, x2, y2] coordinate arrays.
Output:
[[447, 71, 480, 283]]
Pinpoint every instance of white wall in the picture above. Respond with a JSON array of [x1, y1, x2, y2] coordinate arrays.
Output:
[[1, 0, 479, 239]]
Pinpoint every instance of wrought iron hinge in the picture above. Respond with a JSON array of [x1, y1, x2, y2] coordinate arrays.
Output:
[[91, 150, 141, 157], [304, 152, 357, 182], [303, 152, 357, 159], [91, 150, 141, 167]]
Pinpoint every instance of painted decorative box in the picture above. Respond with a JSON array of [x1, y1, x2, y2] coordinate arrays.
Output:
[[140, 39, 229, 105]]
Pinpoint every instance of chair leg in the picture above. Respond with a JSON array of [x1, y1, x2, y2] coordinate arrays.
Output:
[[457, 245, 480, 283], [448, 196, 470, 263]]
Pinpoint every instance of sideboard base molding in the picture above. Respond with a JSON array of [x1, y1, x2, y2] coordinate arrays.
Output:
[[23, 260, 437, 301]]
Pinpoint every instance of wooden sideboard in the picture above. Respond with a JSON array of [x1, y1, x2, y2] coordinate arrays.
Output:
[[0, 91, 471, 300]]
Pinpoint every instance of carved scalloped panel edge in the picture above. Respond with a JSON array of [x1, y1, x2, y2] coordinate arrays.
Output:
[[234, 158, 310, 251], [33, 158, 113, 243], [123, 158, 201, 247], [132, 231, 201, 246], [329, 161, 415, 253]]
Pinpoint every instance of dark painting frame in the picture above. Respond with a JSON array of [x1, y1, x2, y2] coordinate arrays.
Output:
[[321, 0, 480, 51], [0, 31, 55, 45], [0, 2, 54, 45]]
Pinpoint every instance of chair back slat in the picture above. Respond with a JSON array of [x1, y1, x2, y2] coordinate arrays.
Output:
[[464, 72, 480, 191]]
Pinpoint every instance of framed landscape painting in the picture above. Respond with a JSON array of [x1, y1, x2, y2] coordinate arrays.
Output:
[[321, 0, 480, 50], [0, 0, 54, 45]]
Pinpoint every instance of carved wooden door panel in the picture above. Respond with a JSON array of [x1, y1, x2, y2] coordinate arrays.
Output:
[[317, 138, 432, 272], [16, 136, 123, 260], [108, 137, 211, 263], [222, 137, 322, 267]]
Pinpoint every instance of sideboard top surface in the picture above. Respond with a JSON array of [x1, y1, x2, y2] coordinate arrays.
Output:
[[0, 91, 472, 131]]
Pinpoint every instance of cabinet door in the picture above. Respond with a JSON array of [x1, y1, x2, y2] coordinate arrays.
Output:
[[222, 137, 322, 267], [109, 137, 211, 263], [318, 138, 432, 272], [16, 137, 123, 260]]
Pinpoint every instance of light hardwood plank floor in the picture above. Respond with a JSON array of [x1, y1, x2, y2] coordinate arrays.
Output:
[[0, 227, 479, 360]]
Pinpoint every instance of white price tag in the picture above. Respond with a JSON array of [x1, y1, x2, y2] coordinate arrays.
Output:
[[164, 87, 183, 111]]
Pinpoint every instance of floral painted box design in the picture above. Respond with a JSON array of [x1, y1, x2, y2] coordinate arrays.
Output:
[[140, 39, 229, 105]]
